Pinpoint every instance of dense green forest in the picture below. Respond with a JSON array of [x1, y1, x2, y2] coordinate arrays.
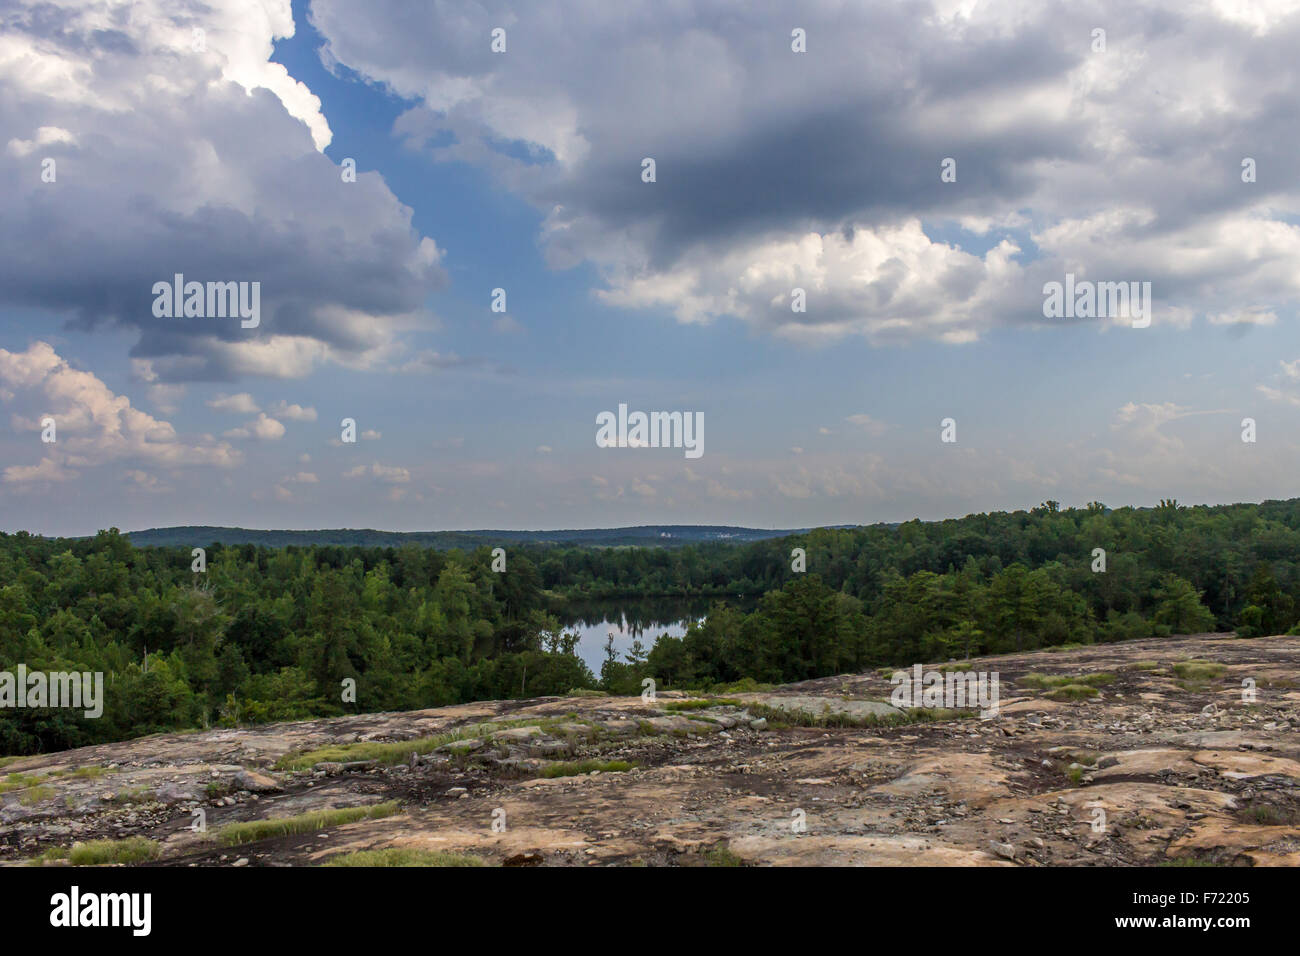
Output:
[[4, 497, 1299, 755]]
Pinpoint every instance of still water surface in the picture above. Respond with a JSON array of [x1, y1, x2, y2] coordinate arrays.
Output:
[[557, 597, 753, 674]]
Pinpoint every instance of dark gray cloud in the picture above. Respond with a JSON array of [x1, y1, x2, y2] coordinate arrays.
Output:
[[312, 0, 1300, 343], [0, 0, 444, 381]]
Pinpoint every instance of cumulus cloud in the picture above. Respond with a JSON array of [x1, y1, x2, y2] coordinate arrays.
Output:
[[207, 392, 261, 414], [0, 341, 238, 485], [269, 400, 317, 421], [0, 0, 445, 381], [630, 478, 656, 498], [123, 469, 169, 492], [5, 457, 76, 484], [310, 0, 1300, 344], [344, 461, 410, 483], [1112, 401, 1192, 451], [223, 413, 286, 441], [7, 126, 77, 157], [1258, 358, 1300, 406]]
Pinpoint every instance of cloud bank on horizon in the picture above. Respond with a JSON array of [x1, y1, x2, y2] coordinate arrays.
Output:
[[2, 0, 1299, 534]]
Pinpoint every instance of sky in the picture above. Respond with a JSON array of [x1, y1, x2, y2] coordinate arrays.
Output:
[[3, 0, 1300, 537]]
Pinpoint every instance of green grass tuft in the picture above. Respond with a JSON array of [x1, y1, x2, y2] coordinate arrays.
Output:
[[745, 702, 972, 729], [321, 847, 486, 867], [706, 677, 775, 694], [0, 772, 45, 794], [1242, 804, 1296, 826], [18, 784, 54, 805], [1018, 672, 1113, 690], [27, 845, 71, 865], [705, 843, 745, 867], [1172, 660, 1226, 681], [540, 759, 632, 778], [217, 801, 400, 846], [1045, 684, 1100, 701], [68, 837, 160, 866], [275, 719, 571, 771], [661, 698, 743, 711]]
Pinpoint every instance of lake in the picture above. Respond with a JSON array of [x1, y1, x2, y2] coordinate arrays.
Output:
[[556, 597, 728, 675]]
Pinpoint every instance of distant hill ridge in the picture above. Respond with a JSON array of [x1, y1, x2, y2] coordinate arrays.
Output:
[[121, 524, 839, 549]]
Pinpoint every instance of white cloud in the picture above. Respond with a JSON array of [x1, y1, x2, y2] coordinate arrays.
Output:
[[344, 462, 409, 483], [269, 400, 317, 421], [0, 0, 444, 381], [207, 392, 261, 414], [0, 341, 238, 485], [1112, 401, 1190, 450], [6, 126, 76, 157], [630, 479, 656, 497], [5, 457, 75, 485], [1258, 359, 1300, 406], [223, 413, 285, 441], [1257, 385, 1300, 407], [844, 414, 892, 437], [123, 469, 169, 492], [311, 0, 1300, 345]]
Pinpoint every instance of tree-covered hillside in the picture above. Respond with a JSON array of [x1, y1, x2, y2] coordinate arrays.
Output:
[[4, 497, 1298, 754], [122, 524, 808, 550]]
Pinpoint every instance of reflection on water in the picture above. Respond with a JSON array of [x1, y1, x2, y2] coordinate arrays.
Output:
[[557, 597, 737, 675]]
